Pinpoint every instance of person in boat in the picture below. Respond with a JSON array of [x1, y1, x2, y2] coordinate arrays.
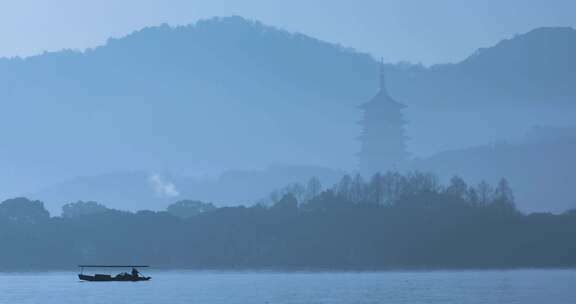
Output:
[[131, 267, 140, 278], [116, 272, 130, 279]]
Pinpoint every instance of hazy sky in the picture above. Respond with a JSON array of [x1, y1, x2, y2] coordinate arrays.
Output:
[[1, 0, 575, 64]]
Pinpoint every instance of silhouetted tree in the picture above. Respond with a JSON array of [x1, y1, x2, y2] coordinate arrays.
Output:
[[62, 201, 108, 218], [491, 178, 516, 212], [336, 174, 353, 201], [277, 183, 307, 204], [271, 194, 298, 215], [380, 171, 405, 206], [305, 177, 323, 202], [445, 176, 468, 200], [477, 181, 494, 207], [466, 187, 480, 207], [0, 197, 49, 224], [166, 200, 216, 218], [350, 174, 366, 203], [402, 171, 440, 197], [368, 173, 385, 205]]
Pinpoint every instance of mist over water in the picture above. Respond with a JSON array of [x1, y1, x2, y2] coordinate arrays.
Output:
[[2, 270, 574, 304]]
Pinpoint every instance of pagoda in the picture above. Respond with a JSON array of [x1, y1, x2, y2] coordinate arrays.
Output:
[[358, 59, 408, 176]]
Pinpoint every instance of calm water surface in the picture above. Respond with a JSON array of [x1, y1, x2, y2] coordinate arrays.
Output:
[[0, 269, 574, 304]]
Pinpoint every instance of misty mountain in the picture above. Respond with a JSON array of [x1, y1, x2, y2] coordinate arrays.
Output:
[[29, 165, 343, 214], [30, 126, 576, 214], [391, 27, 576, 108], [410, 126, 576, 213], [1, 16, 575, 207]]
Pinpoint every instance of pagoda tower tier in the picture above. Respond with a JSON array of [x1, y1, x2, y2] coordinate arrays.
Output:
[[358, 59, 409, 176]]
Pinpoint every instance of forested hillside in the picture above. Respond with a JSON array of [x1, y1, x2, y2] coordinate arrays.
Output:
[[2, 173, 575, 270]]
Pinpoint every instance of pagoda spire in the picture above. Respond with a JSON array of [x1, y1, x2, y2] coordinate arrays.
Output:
[[357, 57, 409, 176], [379, 57, 386, 91]]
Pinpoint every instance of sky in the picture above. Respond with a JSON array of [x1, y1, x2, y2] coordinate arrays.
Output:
[[1, 0, 575, 65]]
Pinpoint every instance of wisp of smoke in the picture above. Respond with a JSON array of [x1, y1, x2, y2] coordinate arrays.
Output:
[[148, 173, 180, 198]]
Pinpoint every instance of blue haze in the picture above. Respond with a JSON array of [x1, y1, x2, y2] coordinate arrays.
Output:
[[0, 17, 575, 213], [1, 270, 575, 304]]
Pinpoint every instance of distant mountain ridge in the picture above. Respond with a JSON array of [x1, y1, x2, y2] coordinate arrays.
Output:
[[29, 165, 345, 215], [410, 126, 576, 213], [30, 126, 576, 214], [412, 26, 576, 107], [1, 16, 575, 211]]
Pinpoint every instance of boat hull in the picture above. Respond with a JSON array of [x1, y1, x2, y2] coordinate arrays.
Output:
[[78, 274, 151, 282]]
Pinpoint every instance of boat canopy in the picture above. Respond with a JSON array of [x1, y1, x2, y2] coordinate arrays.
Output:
[[78, 265, 150, 267]]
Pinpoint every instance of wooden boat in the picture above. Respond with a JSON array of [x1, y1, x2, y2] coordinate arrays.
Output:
[[78, 265, 151, 282], [78, 274, 151, 281]]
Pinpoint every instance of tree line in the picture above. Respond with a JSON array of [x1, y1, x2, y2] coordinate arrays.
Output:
[[0, 172, 574, 270]]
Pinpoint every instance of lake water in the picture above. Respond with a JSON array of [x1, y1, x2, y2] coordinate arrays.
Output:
[[0, 269, 574, 304]]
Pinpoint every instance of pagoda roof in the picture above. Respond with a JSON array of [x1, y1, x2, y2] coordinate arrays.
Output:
[[359, 88, 407, 110]]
